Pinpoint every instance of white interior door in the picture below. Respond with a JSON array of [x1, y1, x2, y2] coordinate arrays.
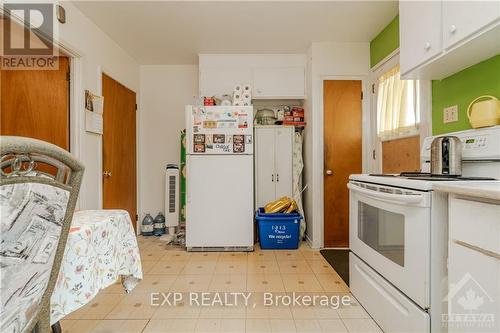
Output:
[[186, 155, 254, 247], [274, 127, 294, 199], [255, 127, 276, 208]]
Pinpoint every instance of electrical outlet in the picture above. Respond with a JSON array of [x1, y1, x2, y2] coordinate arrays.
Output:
[[443, 105, 458, 123]]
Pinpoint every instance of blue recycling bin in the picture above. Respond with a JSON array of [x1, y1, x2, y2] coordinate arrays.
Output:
[[256, 208, 302, 250]]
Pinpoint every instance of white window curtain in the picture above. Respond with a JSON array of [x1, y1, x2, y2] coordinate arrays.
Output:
[[377, 65, 420, 140]]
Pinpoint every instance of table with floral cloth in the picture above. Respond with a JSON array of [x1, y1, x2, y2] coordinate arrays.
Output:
[[50, 210, 143, 324]]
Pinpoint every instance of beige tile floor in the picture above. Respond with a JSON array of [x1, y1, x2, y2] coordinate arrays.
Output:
[[60, 236, 382, 333]]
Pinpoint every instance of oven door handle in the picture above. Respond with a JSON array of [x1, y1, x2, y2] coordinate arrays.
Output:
[[347, 183, 424, 204]]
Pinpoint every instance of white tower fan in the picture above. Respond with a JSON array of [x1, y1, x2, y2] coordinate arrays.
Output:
[[165, 164, 180, 235]]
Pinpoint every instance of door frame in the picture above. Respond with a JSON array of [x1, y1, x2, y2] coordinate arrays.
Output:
[[59, 46, 84, 209], [319, 75, 370, 249]]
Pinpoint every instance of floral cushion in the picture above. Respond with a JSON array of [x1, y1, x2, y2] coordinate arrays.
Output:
[[0, 182, 69, 333]]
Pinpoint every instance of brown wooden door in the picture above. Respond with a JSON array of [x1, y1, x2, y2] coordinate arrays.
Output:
[[323, 80, 362, 248], [102, 74, 137, 230], [1, 56, 70, 150]]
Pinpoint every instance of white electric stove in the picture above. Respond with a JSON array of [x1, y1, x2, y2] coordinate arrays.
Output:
[[348, 126, 500, 333]]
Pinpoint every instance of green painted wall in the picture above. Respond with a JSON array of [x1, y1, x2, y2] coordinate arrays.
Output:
[[432, 55, 500, 135], [370, 15, 399, 68]]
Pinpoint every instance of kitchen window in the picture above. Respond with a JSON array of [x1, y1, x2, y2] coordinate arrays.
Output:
[[376, 65, 420, 140], [369, 52, 431, 173]]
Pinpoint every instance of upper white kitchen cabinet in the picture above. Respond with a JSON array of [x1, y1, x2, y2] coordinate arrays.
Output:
[[442, 0, 500, 49], [399, 0, 442, 75], [253, 67, 306, 99], [400, 0, 500, 79], [199, 67, 252, 98], [198, 54, 307, 99]]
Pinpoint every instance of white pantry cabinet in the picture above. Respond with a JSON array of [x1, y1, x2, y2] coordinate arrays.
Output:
[[198, 54, 306, 99], [255, 126, 294, 209], [448, 195, 500, 333], [399, 0, 500, 79]]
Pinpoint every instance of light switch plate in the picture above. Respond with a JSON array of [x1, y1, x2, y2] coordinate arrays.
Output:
[[443, 105, 458, 123]]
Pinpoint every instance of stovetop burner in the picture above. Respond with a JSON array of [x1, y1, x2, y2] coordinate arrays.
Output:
[[368, 172, 496, 181]]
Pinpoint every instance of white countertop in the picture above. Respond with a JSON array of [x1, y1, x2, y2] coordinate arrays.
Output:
[[434, 181, 500, 201], [349, 174, 436, 191]]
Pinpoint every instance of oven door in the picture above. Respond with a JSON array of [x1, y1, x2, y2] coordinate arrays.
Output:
[[348, 181, 432, 309]]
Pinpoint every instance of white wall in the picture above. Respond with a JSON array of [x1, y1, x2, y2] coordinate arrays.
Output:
[[56, 2, 140, 211], [303, 42, 370, 248], [139, 65, 198, 218]]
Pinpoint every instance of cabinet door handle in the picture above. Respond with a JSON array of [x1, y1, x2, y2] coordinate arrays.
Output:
[[453, 239, 500, 261], [276, 174, 279, 182], [272, 174, 274, 182], [424, 42, 431, 50], [449, 25, 457, 33]]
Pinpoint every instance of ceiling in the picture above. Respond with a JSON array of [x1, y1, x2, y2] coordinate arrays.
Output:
[[73, 1, 398, 65]]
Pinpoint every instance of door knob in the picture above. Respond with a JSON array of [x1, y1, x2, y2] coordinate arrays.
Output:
[[103, 170, 112, 177], [326, 170, 333, 176]]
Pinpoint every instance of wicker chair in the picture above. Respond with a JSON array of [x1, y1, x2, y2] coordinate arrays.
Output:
[[0, 136, 84, 333]]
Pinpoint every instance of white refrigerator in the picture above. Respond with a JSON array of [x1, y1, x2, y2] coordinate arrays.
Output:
[[185, 105, 254, 251]]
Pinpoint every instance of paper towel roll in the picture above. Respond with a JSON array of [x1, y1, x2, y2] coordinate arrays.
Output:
[[241, 92, 252, 103], [233, 84, 243, 94]]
